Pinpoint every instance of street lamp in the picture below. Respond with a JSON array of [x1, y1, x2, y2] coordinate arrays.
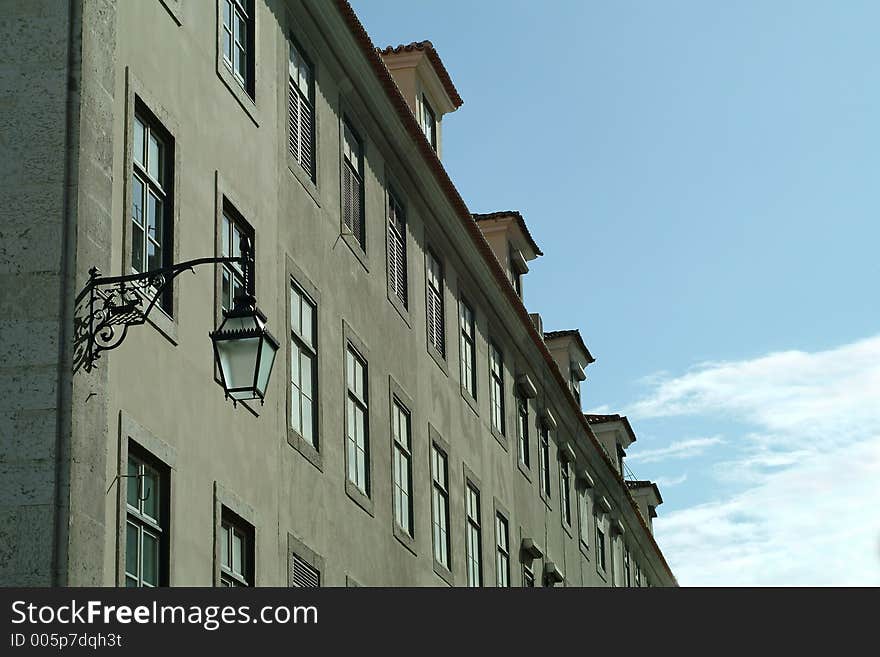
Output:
[[77, 236, 278, 405]]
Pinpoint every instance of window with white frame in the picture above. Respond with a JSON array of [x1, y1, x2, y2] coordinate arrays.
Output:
[[387, 191, 407, 307], [391, 398, 413, 537], [596, 521, 607, 572], [131, 109, 173, 311], [124, 450, 167, 587], [517, 394, 530, 468], [426, 251, 445, 356], [465, 482, 482, 587], [539, 423, 551, 499], [345, 345, 369, 494], [342, 120, 365, 248], [420, 94, 437, 150], [431, 443, 451, 569], [578, 487, 591, 547], [489, 343, 505, 435], [220, 511, 253, 587], [495, 513, 510, 587], [220, 208, 252, 312], [459, 300, 476, 398], [290, 281, 317, 448], [560, 457, 572, 527], [221, 0, 254, 95], [624, 544, 632, 587], [288, 40, 315, 179]]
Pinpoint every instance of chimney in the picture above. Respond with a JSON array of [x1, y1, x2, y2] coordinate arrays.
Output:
[[378, 41, 463, 159]]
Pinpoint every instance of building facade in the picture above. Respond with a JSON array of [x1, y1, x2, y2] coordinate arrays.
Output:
[[1, 0, 676, 587]]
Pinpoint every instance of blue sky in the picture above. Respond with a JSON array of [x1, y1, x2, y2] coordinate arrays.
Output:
[[350, 1, 880, 585]]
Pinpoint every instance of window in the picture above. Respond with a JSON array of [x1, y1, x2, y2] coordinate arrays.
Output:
[[539, 424, 551, 499], [291, 553, 320, 587], [391, 399, 413, 536], [420, 94, 437, 150], [220, 209, 252, 312], [570, 368, 581, 405], [290, 281, 317, 448], [465, 483, 482, 587], [578, 487, 591, 546], [345, 345, 369, 494], [560, 458, 572, 527], [596, 523, 607, 572], [489, 343, 505, 435], [221, 0, 254, 95], [635, 562, 642, 587], [517, 395, 530, 468], [426, 251, 445, 357], [495, 513, 510, 587], [387, 191, 407, 307], [342, 120, 365, 248], [220, 511, 253, 587], [522, 564, 535, 588], [124, 450, 167, 587], [624, 545, 631, 587], [131, 109, 173, 312], [431, 444, 451, 570], [459, 300, 476, 398], [508, 248, 523, 298], [288, 40, 315, 179]]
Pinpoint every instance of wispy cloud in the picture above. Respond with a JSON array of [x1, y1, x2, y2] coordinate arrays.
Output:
[[628, 436, 724, 463], [631, 334, 880, 585], [653, 473, 688, 487]]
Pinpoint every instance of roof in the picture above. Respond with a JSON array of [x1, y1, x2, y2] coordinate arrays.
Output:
[[584, 412, 637, 445], [626, 480, 664, 505], [472, 211, 544, 257], [543, 329, 595, 363], [334, 0, 675, 585], [377, 40, 464, 109]]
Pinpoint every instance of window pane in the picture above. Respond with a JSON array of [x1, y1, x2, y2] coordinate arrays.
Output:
[[290, 288, 301, 336], [221, 525, 230, 568], [301, 396, 313, 445], [126, 458, 139, 507], [300, 352, 312, 396], [232, 532, 243, 575], [300, 300, 313, 345], [133, 117, 145, 165], [148, 132, 161, 183], [141, 470, 158, 521], [142, 531, 159, 586], [125, 522, 139, 579]]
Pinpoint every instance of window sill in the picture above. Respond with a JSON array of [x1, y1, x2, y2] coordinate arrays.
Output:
[[579, 539, 590, 560], [287, 429, 322, 471], [539, 490, 552, 512], [287, 155, 320, 207], [562, 522, 573, 540], [596, 566, 608, 583], [460, 385, 479, 416], [159, 0, 183, 25], [386, 287, 412, 329], [216, 58, 259, 127], [345, 480, 374, 517], [341, 231, 369, 272], [517, 459, 532, 482], [432, 559, 454, 586], [392, 523, 417, 557], [491, 426, 508, 452], [145, 304, 178, 347]]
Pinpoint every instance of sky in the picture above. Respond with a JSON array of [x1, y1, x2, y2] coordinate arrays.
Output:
[[349, 0, 880, 585]]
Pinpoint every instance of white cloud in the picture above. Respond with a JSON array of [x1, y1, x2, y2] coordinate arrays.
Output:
[[633, 334, 880, 586], [653, 473, 688, 487], [628, 436, 724, 463]]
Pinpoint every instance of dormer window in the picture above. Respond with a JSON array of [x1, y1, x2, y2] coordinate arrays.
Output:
[[569, 367, 581, 404], [420, 94, 437, 150]]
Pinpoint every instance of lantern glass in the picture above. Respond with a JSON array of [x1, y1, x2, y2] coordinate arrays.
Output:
[[211, 303, 279, 403]]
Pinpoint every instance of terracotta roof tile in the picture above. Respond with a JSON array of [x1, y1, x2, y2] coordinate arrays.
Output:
[[377, 40, 464, 108]]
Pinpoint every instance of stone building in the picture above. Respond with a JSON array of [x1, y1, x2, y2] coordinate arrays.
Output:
[[0, 0, 675, 587]]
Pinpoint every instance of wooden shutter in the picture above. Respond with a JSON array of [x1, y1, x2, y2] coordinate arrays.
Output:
[[288, 79, 299, 161], [426, 255, 445, 355], [299, 94, 313, 176], [291, 553, 320, 588], [343, 164, 354, 232], [388, 200, 407, 305], [352, 175, 363, 247]]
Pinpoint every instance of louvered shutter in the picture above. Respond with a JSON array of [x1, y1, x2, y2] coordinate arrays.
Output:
[[352, 175, 363, 246], [426, 254, 445, 356], [299, 94, 313, 176], [388, 200, 407, 305], [288, 79, 299, 161], [343, 165, 354, 232], [291, 554, 320, 588]]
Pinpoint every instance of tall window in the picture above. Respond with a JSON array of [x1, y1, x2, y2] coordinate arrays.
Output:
[[342, 121, 365, 248], [220, 210, 252, 312], [125, 450, 167, 587], [489, 343, 505, 434], [345, 345, 369, 494], [635, 562, 642, 587], [288, 41, 315, 179], [391, 399, 413, 536], [560, 458, 572, 527], [221, 0, 254, 95], [431, 444, 451, 569], [578, 487, 591, 546], [220, 511, 253, 587], [539, 424, 551, 499], [624, 545, 632, 587], [290, 281, 317, 448], [459, 300, 476, 398], [421, 94, 437, 150], [426, 251, 445, 356], [522, 563, 535, 588], [291, 553, 320, 588], [495, 513, 510, 587], [131, 110, 173, 311], [387, 191, 407, 306], [570, 368, 581, 405], [517, 395, 530, 468], [508, 248, 523, 298], [596, 523, 607, 572], [465, 483, 482, 587]]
